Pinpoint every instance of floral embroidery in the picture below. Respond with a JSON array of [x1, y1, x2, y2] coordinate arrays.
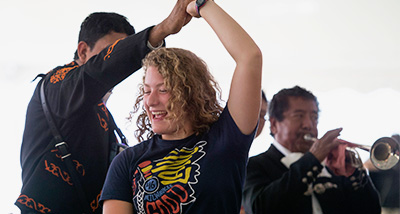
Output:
[[50, 65, 79, 84], [44, 160, 73, 185], [17, 194, 51, 213], [74, 160, 86, 176], [50, 149, 86, 176], [97, 103, 109, 131], [104, 39, 122, 61], [97, 113, 108, 131], [90, 191, 102, 212]]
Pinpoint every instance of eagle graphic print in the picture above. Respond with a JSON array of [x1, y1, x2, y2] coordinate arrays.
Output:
[[132, 141, 207, 213]]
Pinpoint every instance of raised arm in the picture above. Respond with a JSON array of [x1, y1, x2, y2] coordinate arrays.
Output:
[[187, 1, 263, 134], [148, 0, 193, 47]]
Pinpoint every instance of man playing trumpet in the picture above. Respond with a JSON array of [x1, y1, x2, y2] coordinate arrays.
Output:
[[242, 85, 381, 214]]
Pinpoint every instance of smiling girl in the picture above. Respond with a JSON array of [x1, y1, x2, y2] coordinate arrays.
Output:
[[100, 1, 262, 213]]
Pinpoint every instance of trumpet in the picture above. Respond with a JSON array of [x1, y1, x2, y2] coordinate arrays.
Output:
[[304, 134, 400, 170]]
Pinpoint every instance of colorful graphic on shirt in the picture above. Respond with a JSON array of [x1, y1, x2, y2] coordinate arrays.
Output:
[[132, 141, 207, 214]]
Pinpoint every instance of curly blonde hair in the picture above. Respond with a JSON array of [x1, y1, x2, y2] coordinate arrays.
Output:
[[129, 48, 223, 142]]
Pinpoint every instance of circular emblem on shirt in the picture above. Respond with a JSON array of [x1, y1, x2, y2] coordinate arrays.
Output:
[[144, 177, 159, 193]]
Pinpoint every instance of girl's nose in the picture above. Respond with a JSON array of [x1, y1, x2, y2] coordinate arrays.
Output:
[[145, 91, 159, 107]]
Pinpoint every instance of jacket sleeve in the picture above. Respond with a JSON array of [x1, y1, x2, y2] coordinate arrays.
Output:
[[243, 152, 323, 214], [83, 27, 154, 91], [321, 167, 382, 214], [45, 27, 158, 118]]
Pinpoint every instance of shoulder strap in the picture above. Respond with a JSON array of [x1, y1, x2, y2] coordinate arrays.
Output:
[[40, 80, 92, 214], [107, 111, 129, 147], [40, 80, 63, 142], [107, 110, 129, 163]]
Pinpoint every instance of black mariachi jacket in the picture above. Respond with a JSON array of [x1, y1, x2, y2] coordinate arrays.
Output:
[[16, 27, 156, 214], [242, 144, 381, 214]]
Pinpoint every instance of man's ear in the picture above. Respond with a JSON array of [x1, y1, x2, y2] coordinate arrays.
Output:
[[77, 41, 89, 64], [269, 117, 277, 136]]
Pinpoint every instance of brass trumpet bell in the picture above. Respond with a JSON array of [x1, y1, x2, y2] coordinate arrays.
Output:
[[370, 137, 400, 170]]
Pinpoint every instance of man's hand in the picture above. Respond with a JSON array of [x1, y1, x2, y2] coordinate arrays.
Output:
[[149, 0, 193, 47], [309, 128, 342, 162]]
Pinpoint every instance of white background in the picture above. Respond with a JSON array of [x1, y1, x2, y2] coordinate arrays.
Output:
[[1, 0, 399, 213]]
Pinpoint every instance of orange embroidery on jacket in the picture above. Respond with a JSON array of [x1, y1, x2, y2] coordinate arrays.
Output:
[[90, 191, 102, 212], [44, 160, 73, 185], [50, 65, 79, 84], [104, 39, 122, 61], [97, 113, 109, 131], [66, 61, 76, 66], [74, 160, 86, 176], [97, 102, 109, 131], [99, 103, 109, 120], [17, 194, 51, 213], [50, 149, 86, 176], [50, 148, 63, 160]]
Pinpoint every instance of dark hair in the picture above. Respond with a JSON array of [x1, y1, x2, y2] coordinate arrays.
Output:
[[73, 12, 135, 60], [268, 85, 319, 122], [261, 90, 267, 103]]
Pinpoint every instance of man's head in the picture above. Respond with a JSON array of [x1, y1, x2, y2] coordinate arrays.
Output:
[[268, 86, 319, 153], [74, 12, 135, 63]]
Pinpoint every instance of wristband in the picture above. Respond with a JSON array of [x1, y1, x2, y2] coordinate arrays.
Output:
[[195, 0, 207, 17], [147, 40, 164, 50]]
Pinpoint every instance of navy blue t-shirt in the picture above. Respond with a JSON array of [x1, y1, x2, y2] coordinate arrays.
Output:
[[100, 107, 255, 213]]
